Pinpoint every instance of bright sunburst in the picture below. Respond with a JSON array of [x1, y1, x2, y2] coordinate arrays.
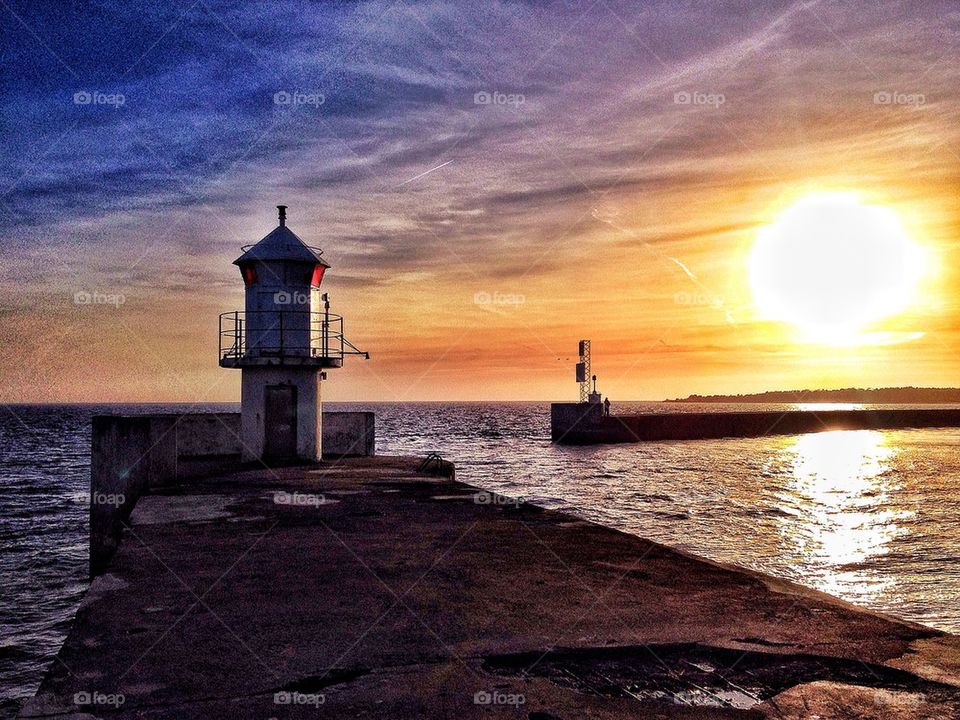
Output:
[[749, 193, 925, 345]]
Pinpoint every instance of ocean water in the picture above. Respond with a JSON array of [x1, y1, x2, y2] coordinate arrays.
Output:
[[4, 401, 960, 716]]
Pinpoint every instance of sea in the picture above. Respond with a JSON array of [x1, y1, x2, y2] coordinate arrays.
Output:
[[4, 400, 960, 717]]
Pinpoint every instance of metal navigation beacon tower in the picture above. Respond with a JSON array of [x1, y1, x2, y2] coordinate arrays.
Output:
[[576, 339, 591, 403], [219, 205, 368, 463], [575, 339, 601, 404]]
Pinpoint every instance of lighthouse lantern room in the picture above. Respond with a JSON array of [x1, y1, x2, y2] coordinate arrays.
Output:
[[219, 205, 368, 463]]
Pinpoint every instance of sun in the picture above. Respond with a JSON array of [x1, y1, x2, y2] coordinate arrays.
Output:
[[749, 192, 925, 344]]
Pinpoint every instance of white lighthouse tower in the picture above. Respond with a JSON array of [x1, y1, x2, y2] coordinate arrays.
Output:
[[219, 205, 367, 463]]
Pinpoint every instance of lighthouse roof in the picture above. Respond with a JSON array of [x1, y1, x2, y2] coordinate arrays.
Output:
[[234, 221, 330, 267]]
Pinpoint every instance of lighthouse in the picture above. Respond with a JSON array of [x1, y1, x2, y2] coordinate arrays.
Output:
[[219, 205, 368, 463]]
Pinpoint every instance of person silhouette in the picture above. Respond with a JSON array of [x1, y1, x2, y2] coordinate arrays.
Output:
[[603, 397, 611, 416]]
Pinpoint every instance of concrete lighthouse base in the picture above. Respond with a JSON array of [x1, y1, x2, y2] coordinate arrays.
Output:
[[240, 367, 323, 462]]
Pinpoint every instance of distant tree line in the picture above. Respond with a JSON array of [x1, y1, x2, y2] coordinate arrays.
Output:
[[669, 387, 960, 403]]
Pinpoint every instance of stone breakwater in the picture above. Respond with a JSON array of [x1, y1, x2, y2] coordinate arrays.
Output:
[[19, 455, 960, 718], [552, 403, 960, 443]]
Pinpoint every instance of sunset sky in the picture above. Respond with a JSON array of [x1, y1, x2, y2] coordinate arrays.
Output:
[[2, 0, 959, 402]]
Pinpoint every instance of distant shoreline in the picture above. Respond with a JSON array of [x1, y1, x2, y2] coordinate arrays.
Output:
[[669, 387, 960, 404]]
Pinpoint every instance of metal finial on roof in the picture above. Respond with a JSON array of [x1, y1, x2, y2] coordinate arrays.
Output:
[[277, 205, 287, 226]]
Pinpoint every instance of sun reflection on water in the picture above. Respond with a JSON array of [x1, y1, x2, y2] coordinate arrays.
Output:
[[792, 402, 864, 411], [778, 430, 910, 602]]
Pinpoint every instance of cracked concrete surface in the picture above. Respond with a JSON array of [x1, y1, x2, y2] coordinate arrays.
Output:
[[19, 455, 960, 718]]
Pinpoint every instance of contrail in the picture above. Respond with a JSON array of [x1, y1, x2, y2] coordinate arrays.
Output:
[[399, 159, 454, 186], [670, 256, 697, 282], [593, 207, 699, 282], [592, 204, 739, 324]]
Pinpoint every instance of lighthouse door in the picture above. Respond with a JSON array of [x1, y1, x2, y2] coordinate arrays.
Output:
[[264, 384, 297, 460]]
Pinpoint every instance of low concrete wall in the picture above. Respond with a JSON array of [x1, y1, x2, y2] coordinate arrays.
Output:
[[90, 411, 375, 576], [323, 411, 375, 457], [90, 413, 243, 576]]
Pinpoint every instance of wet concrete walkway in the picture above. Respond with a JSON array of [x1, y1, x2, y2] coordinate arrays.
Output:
[[19, 456, 960, 718]]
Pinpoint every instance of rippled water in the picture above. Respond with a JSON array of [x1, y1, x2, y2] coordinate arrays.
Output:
[[4, 401, 960, 716]]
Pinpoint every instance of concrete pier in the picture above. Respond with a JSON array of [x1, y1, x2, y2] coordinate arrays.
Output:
[[20, 455, 960, 718], [552, 403, 960, 444]]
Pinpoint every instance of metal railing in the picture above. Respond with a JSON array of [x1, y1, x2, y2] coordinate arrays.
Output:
[[219, 310, 368, 364]]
